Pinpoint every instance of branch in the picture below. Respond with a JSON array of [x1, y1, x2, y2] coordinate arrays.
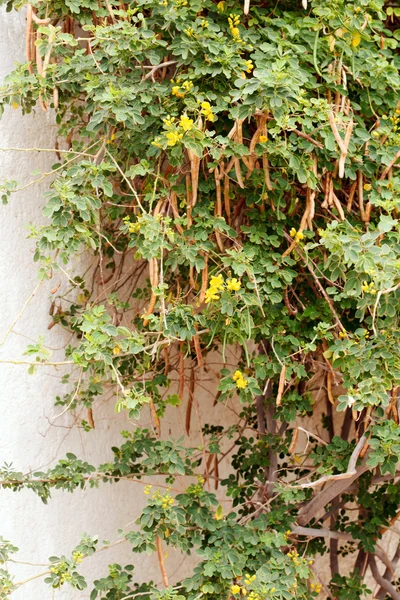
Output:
[[372, 281, 400, 336], [298, 451, 370, 526], [156, 536, 169, 587], [291, 525, 352, 541], [283, 233, 345, 331], [291, 435, 367, 490], [290, 128, 324, 149], [380, 150, 400, 180], [370, 555, 400, 600], [142, 61, 177, 81]]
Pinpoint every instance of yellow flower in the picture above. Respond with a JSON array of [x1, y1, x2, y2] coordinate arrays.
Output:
[[217, 1, 225, 12], [231, 585, 241, 595], [151, 137, 163, 148], [245, 59, 254, 72], [289, 227, 297, 238], [144, 485, 152, 494], [205, 289, 220, 303], [184, 27, 195, 37], [233, 370, 248, 389], [179, 115, 194, 131], [295, 231, 304, 241], [241, 589, 247, 596], [113, 346, 121, 355], [163, 116, 175, 127], [129, 221, 141, 233], [231, 26, 240, 37], [166, 131, 183, 146], [172, 85, 185, 98], [259, 135, 267, 143], [209, 274, 224, 290], [236, 378, 248, 389], [201, 19, 209, 28], [226, 278, 241, 291], [351, 31, 361, 47], [182, 80, 193, 91], [363, 183, 372, 191], [200, 101, 215, 122]]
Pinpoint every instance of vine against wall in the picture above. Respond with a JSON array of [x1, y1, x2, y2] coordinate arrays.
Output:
[[1, 0, 400, 598]]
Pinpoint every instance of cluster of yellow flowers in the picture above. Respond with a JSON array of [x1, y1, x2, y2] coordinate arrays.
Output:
[[361, 280, 376, 294], [184, 27, 195, 37], [187, 475, 205, 495], [231, 575, 263, 598], [228, 14, 241, 40], [200, 100, 215, 122], [161, 493, 175, 509], [72, 551, 83, 564], [147, 488, 175, 509], [171, 79, 193, 98], [204, 275, 241, 303], [152, 113, 195, 148], [49, 561, 72, 584], [310, 583, 322, 594], [244, 59, 254, 73], [179, 114, 194, 131], [123, 215, 141, 233], [166, 130, 183, 146], [289, 227, 304, 242], [287, 548, 300, 565], [205, 274, 224, 303], [233, 370, 248, 389]]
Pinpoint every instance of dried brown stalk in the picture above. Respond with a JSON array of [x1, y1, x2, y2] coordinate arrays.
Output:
[[223, 175, 231, 224], [185, 367, 195, 435], [150, 397, 161, 437], [357, 170, 365, 221], [347, 179, 357, 211], [192, 331, 203, 368], [179, 342, 185, 401], [26, 6, 33, 74], [288, 427, 299, 454], [199, 253, 209, 304], [276, 364, 286, 406]]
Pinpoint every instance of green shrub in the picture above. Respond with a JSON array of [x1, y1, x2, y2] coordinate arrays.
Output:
[[2, 0, 400, 598]]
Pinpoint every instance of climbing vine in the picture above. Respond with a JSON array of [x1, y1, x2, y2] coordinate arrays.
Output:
[[2, 0, 400, 598]]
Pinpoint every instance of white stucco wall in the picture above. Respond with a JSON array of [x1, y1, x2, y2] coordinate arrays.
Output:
[[0, 9, 212, 598]]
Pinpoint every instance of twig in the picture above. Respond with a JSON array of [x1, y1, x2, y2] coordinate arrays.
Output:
[[291, 128, 324, 149], [142, 61, 177, 81], [0, 280, 43, 346], [372, 281, 400, 336], [380, 149, 400, 180], [51, 369, 83, 421], [290, 435, 366, 489]]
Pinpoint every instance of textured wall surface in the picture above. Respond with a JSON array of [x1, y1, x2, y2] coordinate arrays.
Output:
[[0, 9, 205, 599]]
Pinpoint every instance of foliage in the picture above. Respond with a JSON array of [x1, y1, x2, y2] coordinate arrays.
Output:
[[2, 0, 400, 597]]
